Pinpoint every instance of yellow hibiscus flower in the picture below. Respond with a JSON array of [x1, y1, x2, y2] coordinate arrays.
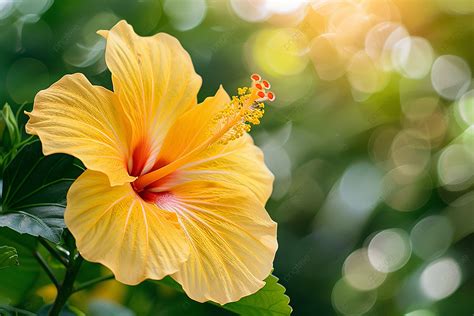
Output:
[[25, 20, 277, 304]]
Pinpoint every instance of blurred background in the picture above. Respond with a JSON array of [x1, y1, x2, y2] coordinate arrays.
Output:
[[0, 0, 473, 315]]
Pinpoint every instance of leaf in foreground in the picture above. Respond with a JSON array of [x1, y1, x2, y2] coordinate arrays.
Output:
[[0, 228, 39, 305], [157, 274, 292, 316], [0, 141, 83, 243], [224, 274, 292, 316], [0, 245, 19, 269]]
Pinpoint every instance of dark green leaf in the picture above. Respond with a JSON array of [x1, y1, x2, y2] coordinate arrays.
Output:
[[156, 274, 292, 316], [0, 228, 39, 304], [0, 141, 83, 243], [0, 246, 18, 269]]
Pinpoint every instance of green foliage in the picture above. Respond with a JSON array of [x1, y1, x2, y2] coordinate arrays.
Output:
[[224, 274, 292, 316], [0, 104, 21, 150], [37, 304, 85, 316], [0, 305, 36, 316], [0, 141, 83, 243], [0, 103, 24, 171], [0, 246, 18, 269], [157, 274, 292, 315], [0, 228, 39, 304]]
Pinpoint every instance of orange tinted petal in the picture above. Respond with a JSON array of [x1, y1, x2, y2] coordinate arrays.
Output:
[[26, 73, 133, 186], [152, 85, 273, 204], [65, 170, 189, 284], [156, 85, 230, 167], [99, 21, 202, 174]]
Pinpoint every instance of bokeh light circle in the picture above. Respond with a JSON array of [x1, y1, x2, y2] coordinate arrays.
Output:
[[262, 143, 292, 200], [266, 0, 307, 14], [63, 12, 119, 74], [332, 278, 377, 315], [365, 22, 403, 62], [343, 248, 386, 291], [252, 28, 309, 77], [382, 169, 432, 212], [431, 55, 471, 100], [420, 257, 462, 300], [309, 34, 347, 81], [164, 0, 207, 31], [405, 310, 437, 316], [401, 96, 439, 121], [347, 50, 389, 94], [339, 161, 382, 213], [369, 127, 399, 164], [437, 144, 474, 190], [364, 22, 409, 71], [457, 89, 474, 126], [390, 129, 431, 178], [410, 215, 453, 260], [392, 36, 434, 79], [362, 0, 401, 21], [15, 0, 53, 16], [230, 0, 269, 22], [368, 229, 411, 273], [0, 0, 15, 20]]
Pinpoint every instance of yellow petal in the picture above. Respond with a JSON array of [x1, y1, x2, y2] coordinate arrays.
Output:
[[156, 85, 230, 166], [25, 73, 134, 186], [163, 181, 277, 304], [151, 86, 273, 204], [100, 20, 202, 174], [178, 133, 274, 205], [64, 170, 189, 285]]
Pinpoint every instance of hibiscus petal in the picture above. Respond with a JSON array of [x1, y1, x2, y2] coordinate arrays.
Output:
[[154, 85, 273, 204], [156, 85, 230, 166], [26, 73, 134, 186], [161, 181, 277, 304], [177, 134, 274, 205], [99, 20, 202, 174], [65, 170, 189, 285]]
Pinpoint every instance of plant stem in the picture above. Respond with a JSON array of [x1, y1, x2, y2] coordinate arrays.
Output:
[[33, 251, 60, 290], [48, 253, 83, 316], [38, 237, 68, 267], [72, 274, 115, 293]]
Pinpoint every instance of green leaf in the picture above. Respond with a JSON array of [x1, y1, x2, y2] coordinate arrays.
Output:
[[0, 141, 83, 243], [0, 228, 40, 304], [224, 274, 292, 316], [156, 274, 292, 316], [0, 246, 19, 269], [1, 103, 21, 149]]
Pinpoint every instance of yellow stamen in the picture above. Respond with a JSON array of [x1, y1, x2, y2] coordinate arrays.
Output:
[[134, 75, 274, 191], [212, 87, 265, 145]]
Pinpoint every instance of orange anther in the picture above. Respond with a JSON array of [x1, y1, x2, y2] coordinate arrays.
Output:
[[267, 91, 275, 101], [251, 74, 261, 81]]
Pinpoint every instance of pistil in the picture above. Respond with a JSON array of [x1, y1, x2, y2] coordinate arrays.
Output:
[[133, 74, 274, 192]]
